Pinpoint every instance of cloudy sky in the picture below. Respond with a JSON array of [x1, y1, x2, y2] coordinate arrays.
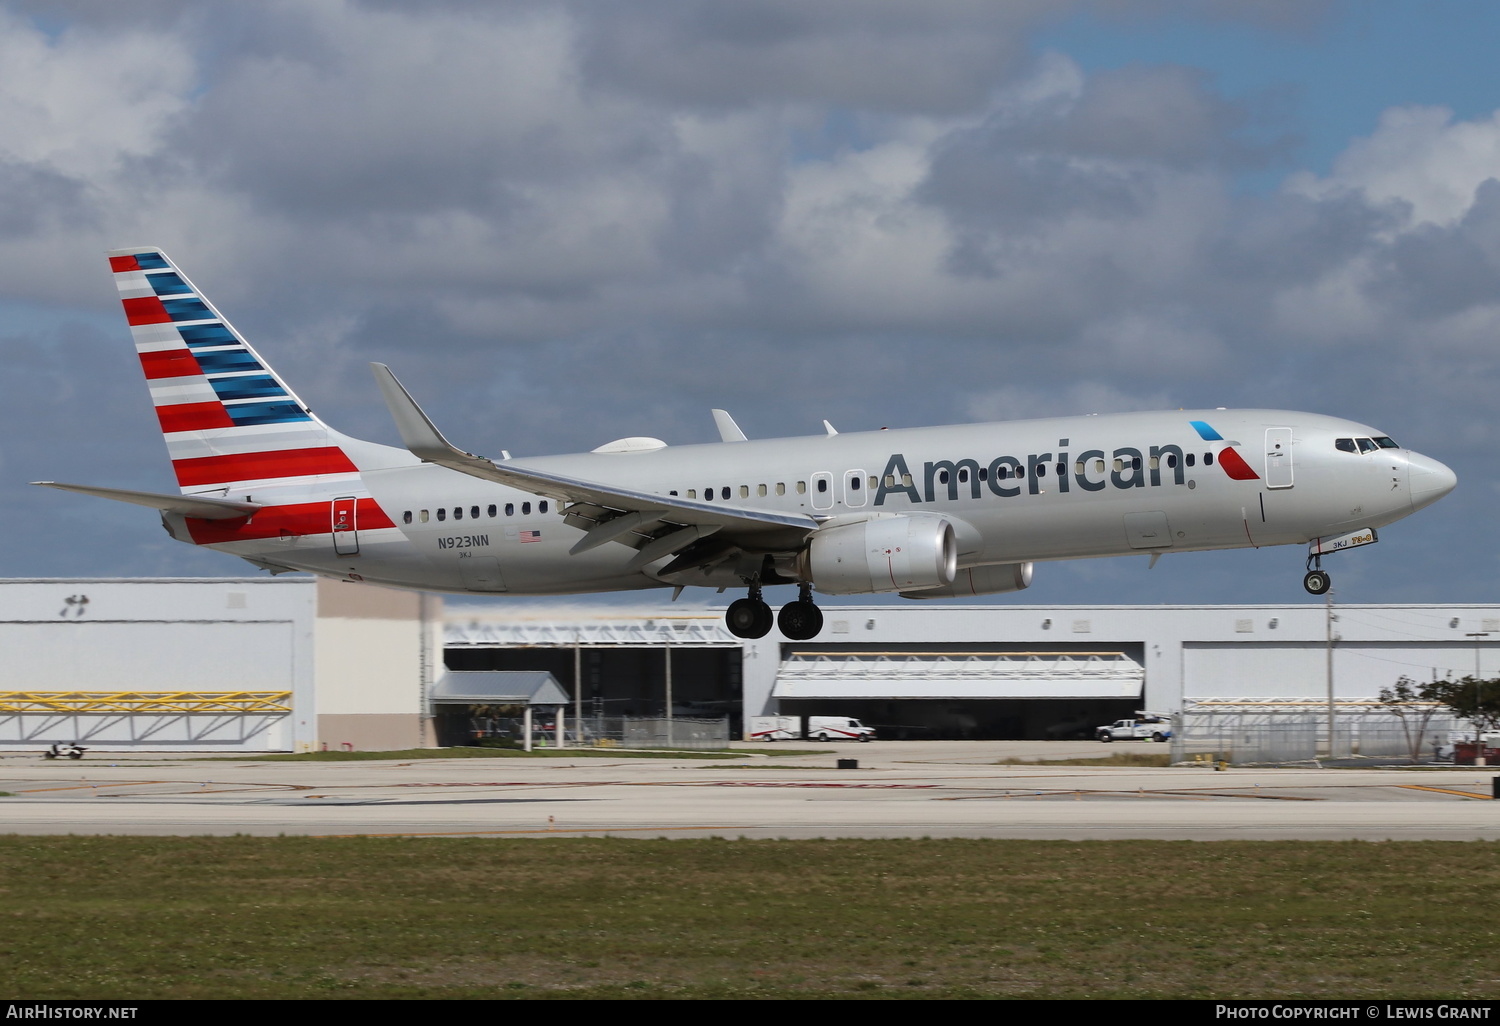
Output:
[[4, 0, 1497, 609]]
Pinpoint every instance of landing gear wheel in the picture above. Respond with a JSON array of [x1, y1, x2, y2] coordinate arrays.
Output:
[[1303, 570, 1331, 596], [777, 600, 824, 641], [725, 598, 773, 639]]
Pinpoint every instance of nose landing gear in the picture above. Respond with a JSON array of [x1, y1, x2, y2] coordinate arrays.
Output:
[[1303, 554, 1331, 595]]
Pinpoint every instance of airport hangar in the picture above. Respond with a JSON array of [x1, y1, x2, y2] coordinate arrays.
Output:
[[1, 577, 1496, 751]]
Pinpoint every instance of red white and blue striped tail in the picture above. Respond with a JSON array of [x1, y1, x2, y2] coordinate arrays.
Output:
[[109, 247, 362, 493]]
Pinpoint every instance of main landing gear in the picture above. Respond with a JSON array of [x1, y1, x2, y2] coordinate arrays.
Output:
[[1303, 554, 1331, 596], [724, 583, 824, 641]]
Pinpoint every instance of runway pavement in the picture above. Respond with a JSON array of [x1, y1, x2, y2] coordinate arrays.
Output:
[[2, 741, 1497, 841]]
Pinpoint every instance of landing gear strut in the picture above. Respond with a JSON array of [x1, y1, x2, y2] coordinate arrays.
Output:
[[1303, 554, 1331, 596], [725, 582, 774, 639], [777, 583, 824, 641]]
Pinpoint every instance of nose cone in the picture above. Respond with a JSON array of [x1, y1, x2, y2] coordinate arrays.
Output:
[[1408, 452, 1457, 512]]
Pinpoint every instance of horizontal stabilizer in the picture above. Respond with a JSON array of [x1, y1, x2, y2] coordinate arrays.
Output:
[[32, 482, 263, 520]]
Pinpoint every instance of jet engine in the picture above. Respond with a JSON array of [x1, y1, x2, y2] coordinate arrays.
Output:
[[799, 515, 957, 595], [899, 561, 1033, 599]]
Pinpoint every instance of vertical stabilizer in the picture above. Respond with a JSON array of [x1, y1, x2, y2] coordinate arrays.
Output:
[[108, 247, 360, 494]]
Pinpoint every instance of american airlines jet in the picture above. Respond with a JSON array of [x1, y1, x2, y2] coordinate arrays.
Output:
[[36, 248, 1458, 640]]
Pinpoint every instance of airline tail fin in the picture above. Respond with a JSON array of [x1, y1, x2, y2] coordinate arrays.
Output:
[[108, 247, 361, 494]]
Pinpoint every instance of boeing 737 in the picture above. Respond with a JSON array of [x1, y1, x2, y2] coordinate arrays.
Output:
[[35, 248, 1458, 640]]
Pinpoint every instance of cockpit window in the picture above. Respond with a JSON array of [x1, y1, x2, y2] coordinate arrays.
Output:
[[1357, 437, 1378, 453], [1373, 436, 1400, 449], [1335, 438, 1356, 453]]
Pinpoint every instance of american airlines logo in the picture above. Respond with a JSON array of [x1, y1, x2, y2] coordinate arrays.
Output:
[[872, 422, 1258, 507]]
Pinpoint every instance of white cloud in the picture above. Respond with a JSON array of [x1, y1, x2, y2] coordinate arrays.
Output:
[[1286, 105, 1500, 228]]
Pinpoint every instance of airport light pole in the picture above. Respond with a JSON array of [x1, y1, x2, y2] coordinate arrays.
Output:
[[1465, 632, 1490, 767], [1324, 588, 1338, 759]]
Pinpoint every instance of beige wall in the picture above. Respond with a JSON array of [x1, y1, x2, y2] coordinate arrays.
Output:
[[313, 580, 441, 750]]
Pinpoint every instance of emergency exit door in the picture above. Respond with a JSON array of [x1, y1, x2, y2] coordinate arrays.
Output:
[[331, 497, 359, 555]]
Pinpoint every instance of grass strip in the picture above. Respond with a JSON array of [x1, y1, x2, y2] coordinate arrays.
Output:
[[1, 836, 1495, 1000]]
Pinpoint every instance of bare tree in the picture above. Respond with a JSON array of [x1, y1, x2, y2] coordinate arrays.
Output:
[[1378, 676, 1447, 763]]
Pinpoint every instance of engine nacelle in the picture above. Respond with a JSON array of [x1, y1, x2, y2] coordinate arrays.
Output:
[[899, 562, 1033, 599], [800, 515, 957, 595]]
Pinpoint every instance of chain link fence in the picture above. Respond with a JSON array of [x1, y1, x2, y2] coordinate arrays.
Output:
[[1170, 702, 1460, 766]]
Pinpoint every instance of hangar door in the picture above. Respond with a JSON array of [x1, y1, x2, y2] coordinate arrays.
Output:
[[772, 649, 1144, 739], [1182, 642, 1481, 702], [0, 620, 296, 749]]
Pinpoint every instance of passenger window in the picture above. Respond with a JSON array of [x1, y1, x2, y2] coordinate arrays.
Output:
[[1166, 454, 1177, 468], [740, 485, 749, 498], [1204, 453, 1214, 465], [1016, 466, 1025, 479], [1185, 453, 1195, 467], [669, 490, 678, 496], [419, 510, 429, 523], [956, 468, 966, 483], [437, 508, 446, 522], [1113, 458, 1124, 472], [704, 488, 714, 501], [901, 474, 913, 487], [868, 475, 878, 489], [721, 487, 730, 500], [540, 501, 549, 513], [453, 507, 463, 520], [776, 483, 786, 496], [816, 479, 828, 493], [1036, 464, 1046, 478], [757, 484, 767, 497], [978, 468, 987, 482], [1074, 462, 1085, 475], [1094, 459, 1105, 473], [687, 489, 697, 499], [505, 503, 514, 516], [487, 504, 497, 518], [938, 469, 949, 485], [522, 502, 531, 514], [403, 511, 412, 524], [797, 481, 807, 494], [470, 506, 480, 519], [885, 475, 896, 487], [1335, 438, 1356, 453], [1149, 457, 1159, 470], [1055, 463, 1064, 477], [849, 476, 860, 491]]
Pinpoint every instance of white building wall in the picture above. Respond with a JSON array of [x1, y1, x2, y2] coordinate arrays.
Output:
[[313, 579, 440, 751], [0, 578, 316, 751]]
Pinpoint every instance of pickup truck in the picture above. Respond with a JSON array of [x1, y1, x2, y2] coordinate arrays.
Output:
[[1096, 717, 1172, 742]]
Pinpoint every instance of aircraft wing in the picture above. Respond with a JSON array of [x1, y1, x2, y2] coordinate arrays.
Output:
[[32, 482, 264, 520], [371, 364, 820, 555]]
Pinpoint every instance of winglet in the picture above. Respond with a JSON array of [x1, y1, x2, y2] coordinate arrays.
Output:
[[712, 409, 747, 442], [370, 363, 488, 465], [823, 420, 838, 436]]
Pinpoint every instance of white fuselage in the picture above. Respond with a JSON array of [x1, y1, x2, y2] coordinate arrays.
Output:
[[173, 408, 1454, 597]]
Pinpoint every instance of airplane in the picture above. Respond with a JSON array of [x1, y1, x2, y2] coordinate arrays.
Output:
[[35, 247, 1458, 641]]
